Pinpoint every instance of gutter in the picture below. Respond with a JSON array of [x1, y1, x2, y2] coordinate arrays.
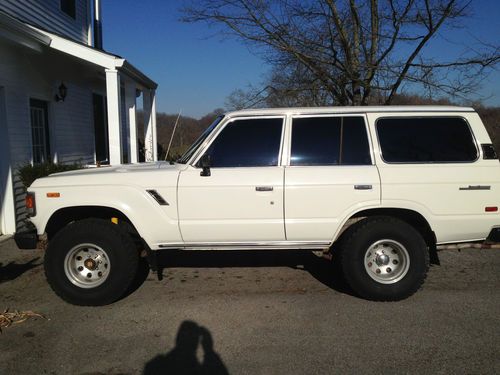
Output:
[[1, 10, 157, 90], [119, 61, 158, 90]]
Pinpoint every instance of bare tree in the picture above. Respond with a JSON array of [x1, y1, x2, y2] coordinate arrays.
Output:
[[225, 64, 332, 109], [183, 0, 500, 107]]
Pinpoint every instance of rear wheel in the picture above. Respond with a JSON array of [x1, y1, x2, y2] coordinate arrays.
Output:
[[44, 219, 139, 306], [340, 217, 429, 301]]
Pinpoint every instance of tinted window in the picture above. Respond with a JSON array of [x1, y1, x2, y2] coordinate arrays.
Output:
[[291, 116, 371, 166], [341, 117, 372, 165], [177, 116, 224, 164], [202, 118, 283, 167], [377, 117, 477, 163]]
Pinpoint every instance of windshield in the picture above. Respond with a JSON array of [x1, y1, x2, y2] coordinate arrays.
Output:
[[176, 115, 225, 164]]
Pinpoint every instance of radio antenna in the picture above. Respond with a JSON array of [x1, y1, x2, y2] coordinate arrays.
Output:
[[165, 109, 182, 162]]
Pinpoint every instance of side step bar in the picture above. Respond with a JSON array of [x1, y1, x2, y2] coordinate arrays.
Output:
[[437, 242, 500, 250]]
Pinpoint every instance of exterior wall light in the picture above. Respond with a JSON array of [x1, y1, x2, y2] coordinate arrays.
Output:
[[55, 83, 67, 102]]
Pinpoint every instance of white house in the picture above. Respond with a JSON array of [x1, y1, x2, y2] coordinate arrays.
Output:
[[0, 0, 158, 236]]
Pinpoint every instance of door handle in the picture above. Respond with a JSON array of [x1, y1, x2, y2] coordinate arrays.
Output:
[[354, 185, 372, 190], [256, 186, 273, 192], [459, 185, 491, 191]]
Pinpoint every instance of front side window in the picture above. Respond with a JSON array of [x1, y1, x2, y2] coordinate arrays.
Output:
[[290, 116, 371, 166], [177, 115, 224, 164], [377, 117, 477, 163], [201, 118, 283, 167]]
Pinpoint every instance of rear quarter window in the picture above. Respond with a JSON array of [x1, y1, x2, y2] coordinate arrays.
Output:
[[376, 117, 477, 163]]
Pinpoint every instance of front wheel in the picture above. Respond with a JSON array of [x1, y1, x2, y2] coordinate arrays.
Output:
[[340, 217, 429, 301], [44, 219, 139, 306]]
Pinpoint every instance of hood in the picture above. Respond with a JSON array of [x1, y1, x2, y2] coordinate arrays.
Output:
[[48, 161, 166, 177], [30, 162, 187, 189]]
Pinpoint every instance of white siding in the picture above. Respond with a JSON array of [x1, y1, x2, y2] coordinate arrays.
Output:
[[0, 0, 90, 44], [52, 83, 95, 164], [0, 39, 99, 231], [0, 51, 33, 230]]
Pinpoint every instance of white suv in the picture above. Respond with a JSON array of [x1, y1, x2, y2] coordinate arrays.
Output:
[[17, 106, 500, 305]]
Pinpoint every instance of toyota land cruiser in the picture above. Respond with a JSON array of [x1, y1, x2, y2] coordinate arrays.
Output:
[[16, 106, 500, 305]]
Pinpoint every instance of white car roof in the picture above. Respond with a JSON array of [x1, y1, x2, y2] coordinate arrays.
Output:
[[225, 106, 475, 117]]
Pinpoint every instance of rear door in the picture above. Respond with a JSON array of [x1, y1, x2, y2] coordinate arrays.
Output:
[[284, 114, 381, 241]]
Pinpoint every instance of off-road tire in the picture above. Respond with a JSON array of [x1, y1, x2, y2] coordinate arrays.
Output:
[[44, 218, 139, 306], [340, 216, 429, 301]]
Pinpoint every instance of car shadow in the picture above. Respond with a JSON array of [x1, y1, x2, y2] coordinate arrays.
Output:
[[0, 258, 40, 284], [143, 320, 229, 375], [154, 249, 354, 296]]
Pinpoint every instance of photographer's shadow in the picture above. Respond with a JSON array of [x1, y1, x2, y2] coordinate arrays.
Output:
[[143, 320, 228, 375]]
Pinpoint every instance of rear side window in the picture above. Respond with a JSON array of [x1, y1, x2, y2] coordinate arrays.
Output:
[[202, 118, 283, 167], [290, 116, 371, 166], [377, 117, 477, 163]]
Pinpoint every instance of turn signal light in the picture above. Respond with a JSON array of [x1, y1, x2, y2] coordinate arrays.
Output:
[[485, 207, 498, 212], [46, 192, 60, 198], [25, 192, 36, 217]]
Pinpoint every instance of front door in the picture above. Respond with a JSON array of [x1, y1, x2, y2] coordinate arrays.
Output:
[[178, 117, 286, 243]]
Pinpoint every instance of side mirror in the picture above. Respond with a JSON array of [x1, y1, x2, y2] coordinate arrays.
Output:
[[199, 154, 211, 177]]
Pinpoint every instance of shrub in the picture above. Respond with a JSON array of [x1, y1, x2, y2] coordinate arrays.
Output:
[[18, 162, 83, 188]]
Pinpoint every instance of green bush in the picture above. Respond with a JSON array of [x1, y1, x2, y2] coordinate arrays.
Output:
[[18, 162, 83, 188]]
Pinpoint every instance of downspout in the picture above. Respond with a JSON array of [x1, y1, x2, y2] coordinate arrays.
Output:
[[93, 0, 103, 50]]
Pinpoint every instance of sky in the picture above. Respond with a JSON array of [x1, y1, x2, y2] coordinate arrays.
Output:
[[101, 0, 500, 118]]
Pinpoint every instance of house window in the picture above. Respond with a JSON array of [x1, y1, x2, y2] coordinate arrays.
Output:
[[29, 99, 51, 164], [60, 0, 76, 19]]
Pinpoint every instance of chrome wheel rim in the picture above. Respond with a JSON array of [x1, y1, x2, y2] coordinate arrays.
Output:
[[364, 239, 410, 284], [64, 243, 110, 289]]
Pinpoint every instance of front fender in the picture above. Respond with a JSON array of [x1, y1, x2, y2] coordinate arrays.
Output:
[[30, 184, 182, 249]]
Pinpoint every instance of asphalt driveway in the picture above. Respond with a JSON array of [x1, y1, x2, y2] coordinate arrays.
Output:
[[0, 238, 499, 374]]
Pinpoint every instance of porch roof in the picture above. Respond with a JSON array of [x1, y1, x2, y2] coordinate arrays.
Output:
[[0, 10, 157, 90]]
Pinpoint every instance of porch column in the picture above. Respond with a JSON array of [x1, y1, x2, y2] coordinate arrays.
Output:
[[125, 85, 138, 163], [143, 89, 158, 162], [105, 69, 122, 165]]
